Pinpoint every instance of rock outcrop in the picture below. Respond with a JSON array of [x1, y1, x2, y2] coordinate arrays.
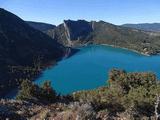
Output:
[[0, 99, 156, 120]]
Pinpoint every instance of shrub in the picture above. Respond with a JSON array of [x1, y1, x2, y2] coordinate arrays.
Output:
[[72, 69, 160, 118], [16, 80, 57, 103], [16, 79, 38, 100], [108, 69, 157, 94]]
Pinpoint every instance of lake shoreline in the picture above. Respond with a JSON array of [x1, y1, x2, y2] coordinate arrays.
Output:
[[74, 43, 152, 56], [101, 44, 151, 56]]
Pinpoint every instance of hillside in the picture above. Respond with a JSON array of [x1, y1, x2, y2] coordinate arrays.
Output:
[[0, 8, 65, 97], [26, 21, 56, 32], [46, 20, 160, 55], [122, 23, 160, 32]]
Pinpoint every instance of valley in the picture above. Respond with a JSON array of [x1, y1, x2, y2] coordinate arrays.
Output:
[[1, 6, 160, 120], [1, 8, 160, 97]]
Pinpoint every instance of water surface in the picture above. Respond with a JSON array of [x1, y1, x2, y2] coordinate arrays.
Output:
[[35, 45, 160, 95]]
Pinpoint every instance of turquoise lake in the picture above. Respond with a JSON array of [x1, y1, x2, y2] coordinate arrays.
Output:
[[35, 45, 160, 95]]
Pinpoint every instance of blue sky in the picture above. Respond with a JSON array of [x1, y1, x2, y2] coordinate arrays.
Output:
[[0, 0, 160, 25]]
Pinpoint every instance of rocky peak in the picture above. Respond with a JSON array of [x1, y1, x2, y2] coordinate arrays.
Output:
[[63, 20, 93, 41]]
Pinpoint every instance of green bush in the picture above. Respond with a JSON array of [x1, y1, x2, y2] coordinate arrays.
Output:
[[72, 69, 160, 118], [16, 79, 38, 100], [16, 80, 57, 103]]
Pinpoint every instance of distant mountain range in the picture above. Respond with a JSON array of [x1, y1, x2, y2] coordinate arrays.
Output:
[[0, 8, 65, 97], [122, 23, 160, 32]]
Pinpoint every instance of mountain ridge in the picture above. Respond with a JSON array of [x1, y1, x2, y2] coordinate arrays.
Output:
[[26, 21, 56, 32], [122, 23, 160, 32]]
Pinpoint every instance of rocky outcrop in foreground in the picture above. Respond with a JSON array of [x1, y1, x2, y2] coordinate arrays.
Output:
[[0, 99, 156, 120], [0, 99, 96, 120]]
